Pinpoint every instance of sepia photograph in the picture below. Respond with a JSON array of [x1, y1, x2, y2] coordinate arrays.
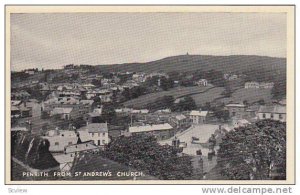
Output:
[[5, 5, 295, 184]]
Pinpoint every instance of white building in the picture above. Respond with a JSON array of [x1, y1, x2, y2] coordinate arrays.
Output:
[[189, 110, 208, 124], [78, 123, 109, 146], [128, 123, 174, 140], [43, 123, 109, 153], [195, 79, 208, 87], [257, 105, 286, 122], [245, 82, 260, 89], [259, 82, 274, 89], [245, 82, 274, 89], [53, 140, 99, 172], [42, 130, 78, 152]]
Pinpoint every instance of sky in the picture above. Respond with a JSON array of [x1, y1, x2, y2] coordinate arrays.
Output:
[[10, 12, 287, 71]]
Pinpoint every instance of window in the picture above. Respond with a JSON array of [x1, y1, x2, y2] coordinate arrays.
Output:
[[68, 142, 72, 145], [103, 133, 105, 136], [98, 140, 101, 146], [271, 113, 274, 119], [232, 112, 236, 116], [92, 133, 94, 137], [279, 114, 283, 119], [55, 142, 59, 146], [262, 113, 266, 119]]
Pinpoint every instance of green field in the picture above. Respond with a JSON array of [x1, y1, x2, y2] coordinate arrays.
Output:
[[216, 88, 273, 105], [191, 87, 225, 106], [123, 86, 211, 108]]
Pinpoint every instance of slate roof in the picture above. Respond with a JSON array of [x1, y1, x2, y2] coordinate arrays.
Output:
[[52, 107, 73, 114], [65, 141, 99, 154], [258, 105, 286, 114], [80, 123, 108, 133], [175, 114, 187, 121], [129, 123, 173, 133], [190, 110, 208, 117]]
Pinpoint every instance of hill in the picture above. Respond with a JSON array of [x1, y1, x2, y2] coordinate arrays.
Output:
[[95, 55, 286, 80]]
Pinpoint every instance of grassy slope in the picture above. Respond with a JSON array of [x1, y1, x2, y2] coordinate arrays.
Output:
[[123, 86, 211, 108]]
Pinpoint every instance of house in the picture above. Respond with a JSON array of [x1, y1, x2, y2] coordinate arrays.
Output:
[[42, 97, 92, 116], [11, 126, 29, 132], [11, 106, 21, 118], [189, 110, 208, 124], [11, 90, 31, 100], [50, 107, 75, 120], [78, 123, 109, 147], [259, 82, 274, 89], [228, 74, 238, 81], [245, 82, 274, 89], [24, 69, 36, 75], [52, 153, 75, 172], [257, 105, 286, 122], [195, 79, 208, 87], [128, 123, 174, 140], [225, 103, 247, 119], [245, 82, 260, 89], [223, 73, 230, 80], [169, 114, 190, 128], [64, 140, 99, 154], [64, 64, 75, 69], [42, 130, 79, 152], [82, 83, 96, 90], [232, 118, 251, 128], [11, 101, 32, 118]]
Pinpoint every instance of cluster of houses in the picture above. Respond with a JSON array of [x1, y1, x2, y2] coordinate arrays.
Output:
[[245, 81, 274, 89], [41, 121, 109, 171], [225, 101, 286, 128]]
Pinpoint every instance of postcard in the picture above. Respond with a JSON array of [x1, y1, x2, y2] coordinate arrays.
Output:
[[5, 5, 295, 184]]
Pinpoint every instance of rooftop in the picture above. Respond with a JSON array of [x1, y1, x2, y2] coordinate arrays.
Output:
[[190, 110, 208, 116], [225, 103, 246, 108], [129, 123, 173, 133], [52, 107, 73, 114], [258, 105, 286, 114], [175, 114, 187, 121], [65, 141, 99, 154], [79, 123, 108, 133]]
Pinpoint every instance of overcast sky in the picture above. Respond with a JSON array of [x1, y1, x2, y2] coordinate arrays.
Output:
[[11, 13, 286, 71]]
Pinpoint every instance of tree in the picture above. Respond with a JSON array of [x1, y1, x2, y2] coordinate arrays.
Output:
[[243, 100, 249, 106], [92, 96, 101, 109], [101, 104, 116, 123], [222, 84, 233, 98], [160, 77, 174, 91], [173, 96, 197, 111], [258, 99, 265, 105], [218, 120, 286, 180], [213, 107, 230, 121], [103, 134, 193, 180], [272, 81, 286, 100]]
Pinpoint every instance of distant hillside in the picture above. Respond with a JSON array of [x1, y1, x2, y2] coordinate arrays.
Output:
[[95, 55, 286, 77]]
